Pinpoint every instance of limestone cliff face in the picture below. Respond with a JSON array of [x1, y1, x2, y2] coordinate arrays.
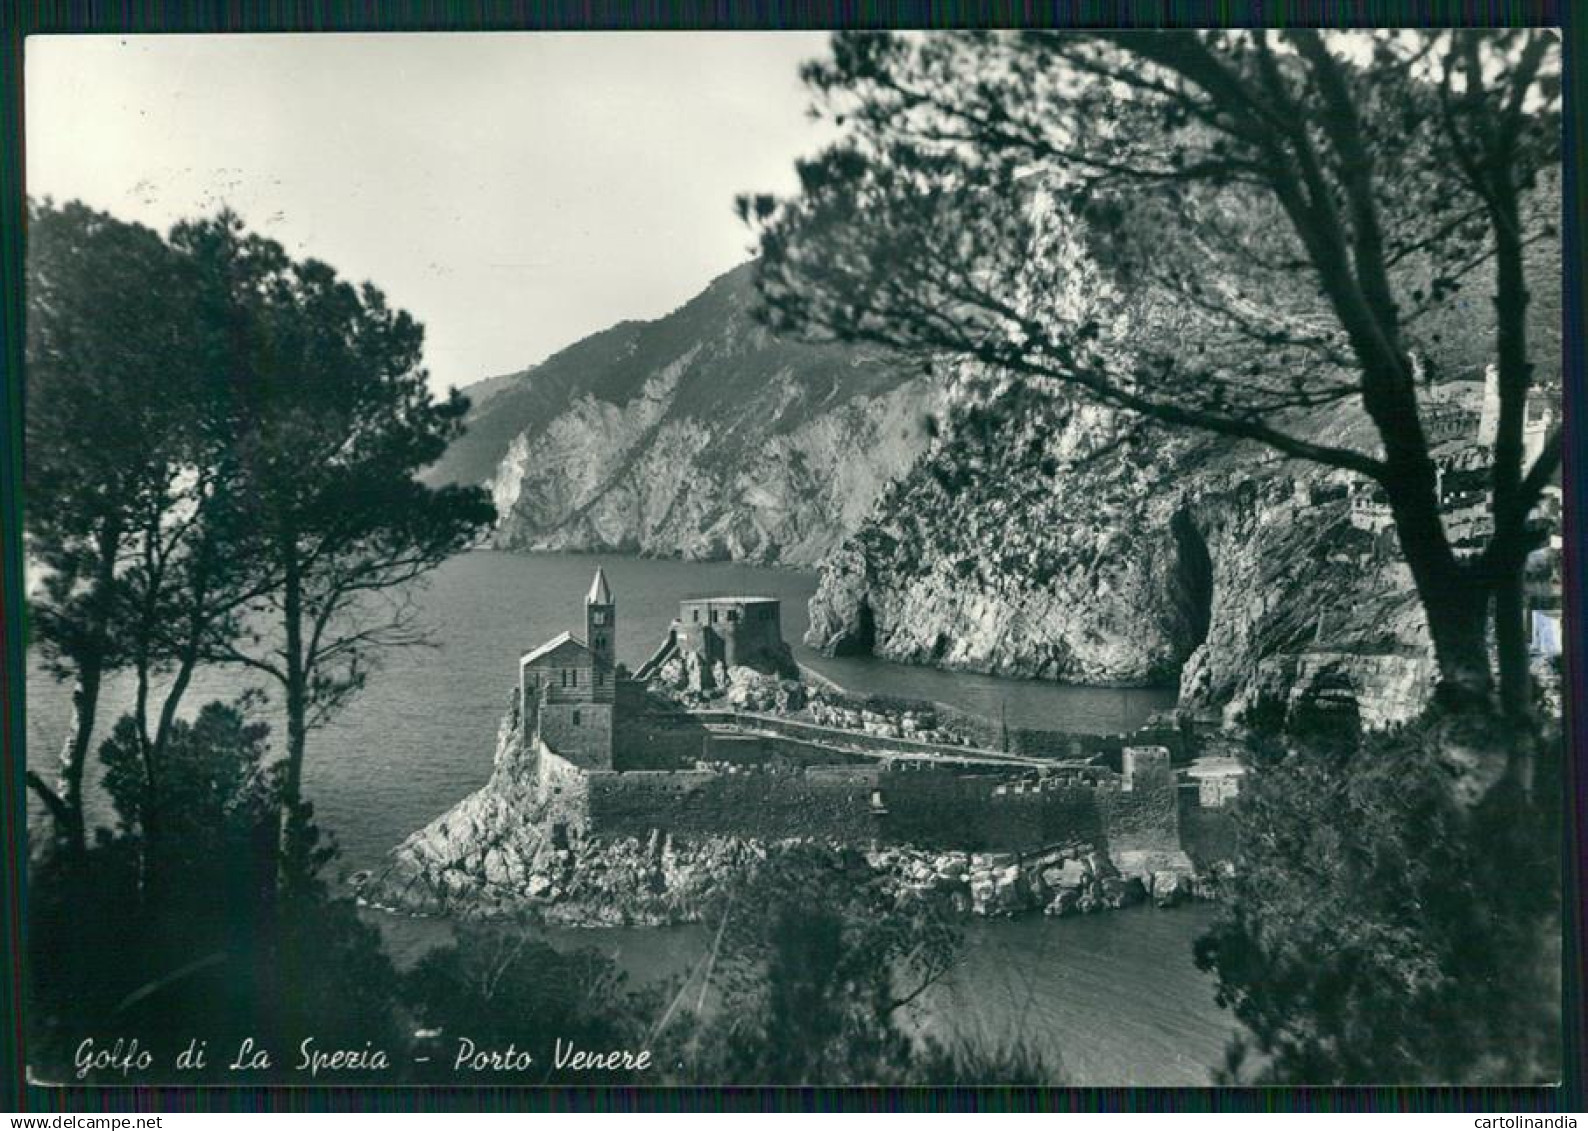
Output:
[[431, 263, 941, 567], [807, 372, 1436, 724]]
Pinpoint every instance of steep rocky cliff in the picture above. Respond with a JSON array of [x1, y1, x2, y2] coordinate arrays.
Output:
[[431, 255, 1526, 723], [429, 262, 940, 566], [806, 369, 1439, 725]]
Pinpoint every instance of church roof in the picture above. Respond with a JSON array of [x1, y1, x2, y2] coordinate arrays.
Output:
[[520, 630, 589, 666], [587, 567, 612, 606]]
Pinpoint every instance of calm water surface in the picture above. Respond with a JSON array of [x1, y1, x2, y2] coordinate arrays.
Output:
[[27, 550, 1232, 1084], [372, 905, 1233, 1087]]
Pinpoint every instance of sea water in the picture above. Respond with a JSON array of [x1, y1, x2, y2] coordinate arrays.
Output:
[[25, 550, 1237, 1084]]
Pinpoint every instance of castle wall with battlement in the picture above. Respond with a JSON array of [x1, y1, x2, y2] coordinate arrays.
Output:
[[587, 764, 881, 843], [537, 737, 1184, 857]]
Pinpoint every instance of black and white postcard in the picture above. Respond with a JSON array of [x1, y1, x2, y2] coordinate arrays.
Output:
[[16, 27, 1569, 1092]]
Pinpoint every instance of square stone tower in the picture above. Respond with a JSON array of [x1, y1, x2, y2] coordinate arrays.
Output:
[[587, 566, 616, 674]]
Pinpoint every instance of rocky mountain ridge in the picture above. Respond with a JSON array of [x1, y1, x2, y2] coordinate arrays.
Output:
[[432, 262, 941, 567], [435, 265, 1494, 723]]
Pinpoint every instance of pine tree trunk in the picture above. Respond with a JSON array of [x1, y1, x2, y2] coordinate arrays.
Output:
[[1493, 566, 1539, 797], [1380, 448, 1495, 710], [54, 664, 100, 857], [47, 519, 123, 857], [1494, 570, 1532, 721], [279, 546, 309, 881], [1487, 175, 1537, 733]]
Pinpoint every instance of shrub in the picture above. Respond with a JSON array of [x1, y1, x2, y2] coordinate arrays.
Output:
[[1195, 705, 1561, 1084]]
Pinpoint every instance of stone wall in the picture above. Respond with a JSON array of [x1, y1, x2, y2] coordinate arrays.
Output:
[[536, 744, 592, 836], [878, 771, 1108, 852], [1107, 747, 1180, 852], [613, 684, 713, 769], [535, 702, 1189, 860], [554, 754, 1185, 861], [702, 733, 870, 769], [1103, 746, 1190, 871], [540, 699, 613, 769], [586, 765, 881, 842]]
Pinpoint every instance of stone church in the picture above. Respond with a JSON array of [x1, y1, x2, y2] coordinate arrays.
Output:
[[518, 568, 620, 770]]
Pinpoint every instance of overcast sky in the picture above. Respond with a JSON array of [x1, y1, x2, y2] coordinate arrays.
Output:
[[26, 32, 833, 394]]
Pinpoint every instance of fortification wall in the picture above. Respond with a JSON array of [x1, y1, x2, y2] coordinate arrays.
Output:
[[537, 744, 592, 834], [1178, 784, 1237, 869], [877, 772, 1108, 851], [538, 700, 1186, 859], [585, 765, 881, 842], [568, 754, 1182, 858], [613, 685, 713, 769], [1103, 746, 1182, 857]]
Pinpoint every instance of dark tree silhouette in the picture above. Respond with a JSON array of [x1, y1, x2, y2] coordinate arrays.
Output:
[[742, 30, 1561, 796], [169, 213, 496, 869], [1193, 700, 1561, 1084], [25, 201, 268, 863]]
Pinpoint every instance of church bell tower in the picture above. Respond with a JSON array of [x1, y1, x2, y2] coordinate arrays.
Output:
[[586, 567, 615, 673]]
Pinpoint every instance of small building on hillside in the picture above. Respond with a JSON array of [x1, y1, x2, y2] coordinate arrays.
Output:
[[1349, 482, 1394, 533], [1423, 400, 1478, 448]]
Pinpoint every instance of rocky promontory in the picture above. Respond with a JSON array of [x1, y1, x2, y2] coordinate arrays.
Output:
[[358, 695, 1217, 927]]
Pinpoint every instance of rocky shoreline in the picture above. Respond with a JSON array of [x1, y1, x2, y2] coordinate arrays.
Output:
[[356, 708, 1224, 928], [356, 659, 1231, 929], [358, 830, 1221, 928]]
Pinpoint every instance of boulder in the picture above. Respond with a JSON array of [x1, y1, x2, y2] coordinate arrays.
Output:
[[1046, 887, 1081, 917], [725, 666, 786, 712], [1087, 850, 1118, 880], [989, 865, 1029, 913], [1100, 875, 1147, 909], [934, 854, 968, 878], [1043, 859, 1090, 890], [773, 681, 807, 713], [483, 847, 510, 886], [656, 656, 687, 689], [1152, 870, 1191, 908]]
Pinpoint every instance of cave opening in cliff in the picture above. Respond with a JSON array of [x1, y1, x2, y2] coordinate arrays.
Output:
[[834, 598, 878, 657], [1170, 508, 1214, 657]]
